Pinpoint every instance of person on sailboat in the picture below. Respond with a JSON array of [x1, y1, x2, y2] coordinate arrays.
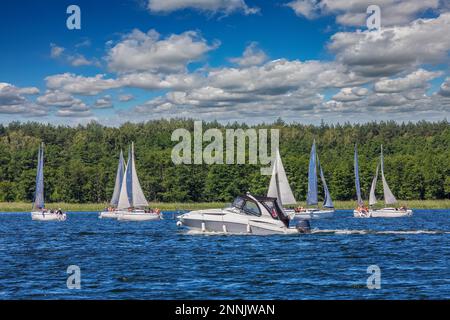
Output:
[[295, 206, 305, 213]]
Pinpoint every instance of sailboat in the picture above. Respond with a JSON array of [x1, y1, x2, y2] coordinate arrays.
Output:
[[353, 144, 370, 217], [99, 150, 125, 219], [355, 145, 412, 218], [293, 140, 334, 219], [267, 149, 297, 216], [116, 142, 161, 221], [31, 143, 66, 221]]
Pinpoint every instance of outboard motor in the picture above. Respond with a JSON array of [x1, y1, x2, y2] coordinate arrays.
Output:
[[296, 219, 311, 234]]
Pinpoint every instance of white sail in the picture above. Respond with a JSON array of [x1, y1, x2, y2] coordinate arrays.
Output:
[[318, 156, 333, 208], [110, 150, 125, 207], [369, 163, 379, 206], [129, 142, 149, 208], [380, 145, 397, 205], [117, 150, 131, 210], [306, 141, 318, 206], [267, 149, 296, 206]]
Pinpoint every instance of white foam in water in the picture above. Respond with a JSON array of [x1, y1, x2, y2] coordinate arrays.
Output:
[[184, 228, 449, 236], [311, 229, 449, 235]]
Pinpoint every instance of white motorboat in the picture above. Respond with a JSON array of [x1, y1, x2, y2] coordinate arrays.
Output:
[[354, 145, 413, 218], [292, 141, 335, 220], [177, 193, 311, 235], [99, 150, 125, 219], [115, 142, 161, 222], [30, 143, 66, 222]]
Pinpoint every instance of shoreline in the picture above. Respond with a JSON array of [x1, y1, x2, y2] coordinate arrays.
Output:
[[0, 200, 448, 212]]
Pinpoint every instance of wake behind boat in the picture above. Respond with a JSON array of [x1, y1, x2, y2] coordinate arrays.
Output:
[[292, 141, 334, 219], [116, 142, 160, 221], [99, 150, 125, 219], [354, 145, 412, 218], [30, 143, 66, 221], [177, 193, 310, 235]]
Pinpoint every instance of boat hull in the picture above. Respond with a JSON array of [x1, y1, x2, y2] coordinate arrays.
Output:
[[31, 211, 66, 221], [117, 211, 161, 221], [178, 210, 299, 235], [287, 208, 335, 220], [99, 211, 119, 219], [353, 208, 413, 218]]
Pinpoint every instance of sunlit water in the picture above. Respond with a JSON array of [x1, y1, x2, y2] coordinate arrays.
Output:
[[0, 210, 448, 299]]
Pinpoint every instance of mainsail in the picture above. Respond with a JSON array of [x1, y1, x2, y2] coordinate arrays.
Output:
[[318, 156, 333, 208], [306, 141, 318, 206], [380, 145, 397, 205], [110, 150, 125, 207], [369, 163, 379, 206], [117, 142, 149, 209], [33, 143, 45, 210], [354, 144, 363, 205], [267, 149, 296, 206]]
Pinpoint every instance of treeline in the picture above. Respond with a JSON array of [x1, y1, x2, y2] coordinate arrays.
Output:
[[0, 119, 448, 203]]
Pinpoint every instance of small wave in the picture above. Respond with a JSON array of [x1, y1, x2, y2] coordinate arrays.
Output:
[[311, 229, 449, 235]]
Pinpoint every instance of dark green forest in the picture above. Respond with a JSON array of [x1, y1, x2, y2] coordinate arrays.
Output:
[[0, 119, 448, 203]]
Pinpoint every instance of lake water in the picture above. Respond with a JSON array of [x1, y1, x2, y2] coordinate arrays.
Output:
[[0, 210, 448, 299]]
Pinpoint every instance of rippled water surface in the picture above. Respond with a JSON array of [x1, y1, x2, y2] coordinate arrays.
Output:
[[0, 210, 448, 299]]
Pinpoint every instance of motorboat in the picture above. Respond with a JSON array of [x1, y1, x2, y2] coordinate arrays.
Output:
[[177, 193, 311, 235], [115, 142, 161, 221], [354, 145, 413, 218], [99, 150, 125, 219], [30, 143, 66, 221]]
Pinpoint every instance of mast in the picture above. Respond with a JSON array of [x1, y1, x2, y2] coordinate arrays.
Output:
[[110, 150, 125, 207], [354, 144, 363, 206], [306, 140, 318, 206], [380, 145, 397, 205], [267, 149, 296, 206]]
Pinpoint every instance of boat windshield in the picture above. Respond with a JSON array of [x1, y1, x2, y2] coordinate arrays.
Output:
[[232, 197, 245, 209], [242, 200, 261, 216]]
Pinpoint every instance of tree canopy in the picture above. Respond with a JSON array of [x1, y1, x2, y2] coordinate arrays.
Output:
[[0, 119, 448, 203]]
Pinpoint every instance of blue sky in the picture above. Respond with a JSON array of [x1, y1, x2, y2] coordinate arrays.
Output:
[[0, 0, 449, 125]]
